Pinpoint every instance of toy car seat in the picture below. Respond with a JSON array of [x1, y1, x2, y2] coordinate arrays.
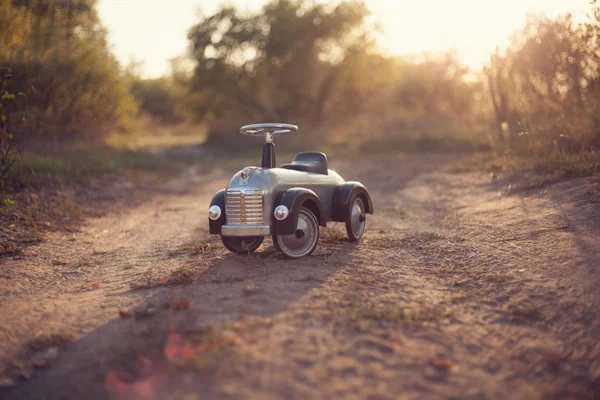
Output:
[[280, 152, 328, 175]]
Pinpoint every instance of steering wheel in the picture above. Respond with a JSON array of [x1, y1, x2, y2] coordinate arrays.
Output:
[[240, 123, 298, 142]]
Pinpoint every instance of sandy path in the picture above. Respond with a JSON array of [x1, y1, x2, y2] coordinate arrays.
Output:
[[0, 154, 599, 399]]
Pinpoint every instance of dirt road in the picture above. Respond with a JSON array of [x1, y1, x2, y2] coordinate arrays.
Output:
[[1, 153, 599, 399]]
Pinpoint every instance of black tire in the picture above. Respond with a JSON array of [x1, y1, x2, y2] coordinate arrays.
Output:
[[345, 194, 366, 242], [272, 207, 320, 259], [221, 236, 264, 254]]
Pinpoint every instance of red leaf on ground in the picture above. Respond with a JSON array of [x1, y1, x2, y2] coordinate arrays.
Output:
[[180, 272, 191, 281], [546, 353, 559, 366], [91, 283, 100, 289], [119, 310, 132, 318], [430, 357, 453, 371], [105, 371, 156, 400], [172, 299, 189, 310]]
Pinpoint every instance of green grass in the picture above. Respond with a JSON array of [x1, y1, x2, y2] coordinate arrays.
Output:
[[6, 145, 168, 186]]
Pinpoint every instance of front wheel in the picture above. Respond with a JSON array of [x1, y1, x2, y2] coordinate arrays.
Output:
[[273, 207, 320, 259], [346, 196, 366, 242], [221, 236, 264, 254]]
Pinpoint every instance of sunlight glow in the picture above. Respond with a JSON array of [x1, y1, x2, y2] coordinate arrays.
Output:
[[97, 0, 593, 78]]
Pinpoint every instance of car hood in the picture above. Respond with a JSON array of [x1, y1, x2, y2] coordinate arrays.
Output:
[[226, 167, 344, 192]]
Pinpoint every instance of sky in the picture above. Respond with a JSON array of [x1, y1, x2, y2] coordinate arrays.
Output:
[[97, 0, 593, 78]]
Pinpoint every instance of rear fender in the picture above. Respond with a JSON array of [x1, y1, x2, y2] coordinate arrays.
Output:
[[332, 182, 374, 222]]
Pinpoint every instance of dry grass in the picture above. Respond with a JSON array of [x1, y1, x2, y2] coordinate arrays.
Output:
[[27, 333, 74, 351], [450, 150, 600, 191], [242, 282, 263, 295], [1, 142, 176, 257], [448, 291, 473, 304], [167, 241, 216, 257], [345, 293, 450, 324], [509, 306, 543, 321], [320, 227, 348, 243], [129, 266, 194, 290]]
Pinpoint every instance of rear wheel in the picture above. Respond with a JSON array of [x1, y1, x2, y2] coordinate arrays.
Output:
[[221, 236, 264, 254], [273, 207, 320, 259], [346, 195, 366, 241]]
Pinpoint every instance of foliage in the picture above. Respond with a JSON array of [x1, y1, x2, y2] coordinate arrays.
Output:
[[0, 0, 137, 139], [0, 66, 26, 187], [485, 11, 600, 153], [184, 0, 487, 149], [186, 0, 380, 144], [130, 77, 185, 124]]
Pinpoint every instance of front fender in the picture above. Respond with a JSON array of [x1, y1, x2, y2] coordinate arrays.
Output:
[[208, 189, 226, 234], [273, 188, 326, 235], [332, 182, 374, 222]]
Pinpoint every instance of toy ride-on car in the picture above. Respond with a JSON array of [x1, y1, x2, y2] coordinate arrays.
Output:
[[207, 123, 374, 259]]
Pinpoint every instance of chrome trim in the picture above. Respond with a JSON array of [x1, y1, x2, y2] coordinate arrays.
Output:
[[274, 205, 289, 220], [221, 225, 271, 236], [208, 205, 221, 220], [239, 123, 298, 139], [226, 188, 264, 225]]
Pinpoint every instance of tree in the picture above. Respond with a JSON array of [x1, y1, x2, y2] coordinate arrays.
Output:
[[483, 13, 600, 152], [0, 0, 137, 139], [186, 0, 373, 143]]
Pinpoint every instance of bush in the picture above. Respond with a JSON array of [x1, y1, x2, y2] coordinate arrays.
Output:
[[0, 67, 26, 190]]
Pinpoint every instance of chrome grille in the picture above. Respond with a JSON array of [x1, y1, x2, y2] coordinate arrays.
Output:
[[226, 189, 264, 224]]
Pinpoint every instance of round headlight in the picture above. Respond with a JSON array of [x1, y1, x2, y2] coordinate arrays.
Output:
[[208, 205, 222, 220], [274, 205, 289, 221]]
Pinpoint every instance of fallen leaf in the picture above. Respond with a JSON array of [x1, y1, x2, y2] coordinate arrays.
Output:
[[91, 283, 100, 289], [429, 357, 453, 371], [180, 272, 191, 281], [172, 299, 189, 310], [119, 310, 132, 318], [105, 371, 155, 400], [546, 353, 559, 366]]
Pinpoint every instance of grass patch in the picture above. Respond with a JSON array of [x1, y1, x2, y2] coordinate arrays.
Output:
[[320, 228, 348, 243], [346, 293, 450, 324], [484, 273, 512, 283], [28, 333, 74, 351], [1, 141, 178, 257], [242, 282, 263, 295], [509, 306, 543, 321], [450, 150, 600, 189], [448, 291, 473, 304], [167, 241, 215, 257], [6, 144, 168, 187], [129, 266, 194, 290]]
